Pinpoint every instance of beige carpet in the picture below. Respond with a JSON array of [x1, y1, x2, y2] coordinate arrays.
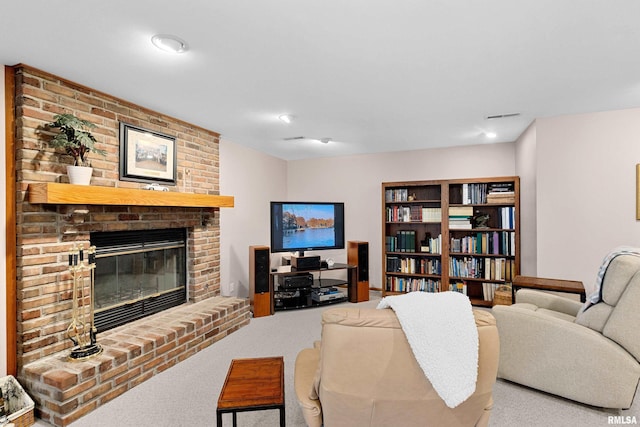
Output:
[[30, 292, 638, 427]]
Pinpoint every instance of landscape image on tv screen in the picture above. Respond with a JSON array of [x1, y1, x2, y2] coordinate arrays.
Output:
[[282, 204, 335, 250]]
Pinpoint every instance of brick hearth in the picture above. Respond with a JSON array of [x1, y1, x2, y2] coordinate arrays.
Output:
[[23, 297, 249, 426]]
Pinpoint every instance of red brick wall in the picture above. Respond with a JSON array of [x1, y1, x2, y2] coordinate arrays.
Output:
[[13, 65, 224, 369]]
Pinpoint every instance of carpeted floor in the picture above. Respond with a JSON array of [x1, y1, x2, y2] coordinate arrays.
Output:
[[32, 292, 638, 426]]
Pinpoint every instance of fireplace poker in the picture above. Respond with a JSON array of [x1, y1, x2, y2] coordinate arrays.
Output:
[[66, 244, 103, 360]]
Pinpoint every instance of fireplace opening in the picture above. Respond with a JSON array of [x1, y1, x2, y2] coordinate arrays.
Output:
[[91, 228, 187, 332]]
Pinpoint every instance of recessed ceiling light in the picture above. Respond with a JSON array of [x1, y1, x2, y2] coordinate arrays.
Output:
[[151, 34, 189, 54], [485, 132, 497, 139], [279, 114, 294, 124]]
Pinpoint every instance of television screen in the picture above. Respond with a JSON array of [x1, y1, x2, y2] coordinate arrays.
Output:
[[270, 202, 345, 253]]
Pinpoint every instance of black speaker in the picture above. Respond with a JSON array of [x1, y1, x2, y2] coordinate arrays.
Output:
[[249, 246, 271, 317], [357, 242, 369, 281], [348, 241, 369, 302], [252, 247, 270, 293]]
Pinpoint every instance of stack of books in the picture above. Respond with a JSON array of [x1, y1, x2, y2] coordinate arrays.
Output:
[[449, 206, 473, 229], [487, 183, 515, 204]]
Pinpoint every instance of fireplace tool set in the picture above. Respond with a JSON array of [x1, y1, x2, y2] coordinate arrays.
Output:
[[66, 245, 103, 360]]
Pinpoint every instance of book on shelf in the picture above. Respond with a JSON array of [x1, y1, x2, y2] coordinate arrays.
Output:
[[386, 276, 440, 293], [498, 207, 516, 229], [449, 206, 474, 216], [420, 258, 441, 274], [420, 233, 442, 254], [449, 256, 515, 281], [421, 207, 442, 222], [386, 256, 442, 275], [462, 183, 488, 204], [449, 282, 467, 295], [487, 192, 515, 204], [488, 182, 514, 192], [385, 188, 408, 202], [461, 182, 515, 205], [482, 282, 498, 301], [450, 231, 514, 255], [448, 206, 473, 229], [388, 231, 421, 253], [449, 219, 472, 229], [386, 205, 413, 222], [410, 205, 422, 221]]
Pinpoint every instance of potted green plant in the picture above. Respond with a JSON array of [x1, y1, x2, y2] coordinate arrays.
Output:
[[47, 113, 107, 185]]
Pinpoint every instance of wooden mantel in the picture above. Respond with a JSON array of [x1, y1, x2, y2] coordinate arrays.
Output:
[[28, 182, 234, 208]]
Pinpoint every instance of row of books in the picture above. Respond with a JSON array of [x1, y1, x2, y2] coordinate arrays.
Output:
[[498, 207, 516, 229], [386, 277, 441, 293], [386, 205, 513, 227], [450, 231, 516, 256], [481, 282, 510, 301], [462, 183, 489, 204], [449, 282, 467, 295], [420, 233, 442, 254], [422, 281, 509, 301], [386, 231, 417, 252], [389, 183, 514, 205], [385, 188, 410, 202], [386, 256, 441, 275], [386, 206, 442, 223], [462, 182, 515, 205], [386, 232, 443, 253], [449, 257, 516, 281]]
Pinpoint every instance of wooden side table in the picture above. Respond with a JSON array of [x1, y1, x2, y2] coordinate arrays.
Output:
[[512, 275, 586, 303], [216, 356, 285, 427]]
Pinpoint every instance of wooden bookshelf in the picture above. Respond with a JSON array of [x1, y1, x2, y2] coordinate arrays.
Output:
[[27, 182, 234, 208], [382, 177, 520, 306]]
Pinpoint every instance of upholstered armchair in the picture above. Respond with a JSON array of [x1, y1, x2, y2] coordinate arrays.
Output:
[[493, 253, 640, 409], [294, 306, 499, 427]]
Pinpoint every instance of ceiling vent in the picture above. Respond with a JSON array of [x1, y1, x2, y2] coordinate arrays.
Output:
[[485, 113, 521, 120]]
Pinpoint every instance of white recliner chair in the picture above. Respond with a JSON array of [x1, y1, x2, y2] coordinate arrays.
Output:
[[493, 253, 640, 409]]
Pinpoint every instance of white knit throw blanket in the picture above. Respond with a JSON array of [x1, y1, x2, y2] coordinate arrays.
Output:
[[582, 246, 640, 312], [377, 291, 478, 408]]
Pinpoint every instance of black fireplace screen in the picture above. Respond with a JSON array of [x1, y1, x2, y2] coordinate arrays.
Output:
[[91, 228, 187, 332]]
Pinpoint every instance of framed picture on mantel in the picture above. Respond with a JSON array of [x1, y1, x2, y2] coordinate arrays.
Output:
[[119, 122, 177, 185]]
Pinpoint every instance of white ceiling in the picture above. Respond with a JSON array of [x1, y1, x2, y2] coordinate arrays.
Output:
[[2, 1, 640, 160]]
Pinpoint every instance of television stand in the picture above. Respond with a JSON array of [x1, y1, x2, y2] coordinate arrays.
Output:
[[269, 263, 357, 312]]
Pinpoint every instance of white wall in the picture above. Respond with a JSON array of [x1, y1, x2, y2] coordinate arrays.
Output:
[[515, 122, 538, 276], [285, 142, 516, 287], [0, 66, 7, 376], [535, 108, 640, 293], [219, 139, 287, 298]]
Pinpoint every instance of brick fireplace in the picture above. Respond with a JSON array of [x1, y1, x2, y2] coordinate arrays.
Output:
[[7, 65, 250, 425]]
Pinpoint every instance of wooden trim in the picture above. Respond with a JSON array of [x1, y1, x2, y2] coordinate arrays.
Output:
[[5, 65, 17, 375], [28, 183, 234, 208], [636, 164, 640, 220], [513, 275, 585, 293]]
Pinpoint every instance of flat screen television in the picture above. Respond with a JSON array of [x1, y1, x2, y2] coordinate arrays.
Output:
[[270, 201, 345, 255]]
